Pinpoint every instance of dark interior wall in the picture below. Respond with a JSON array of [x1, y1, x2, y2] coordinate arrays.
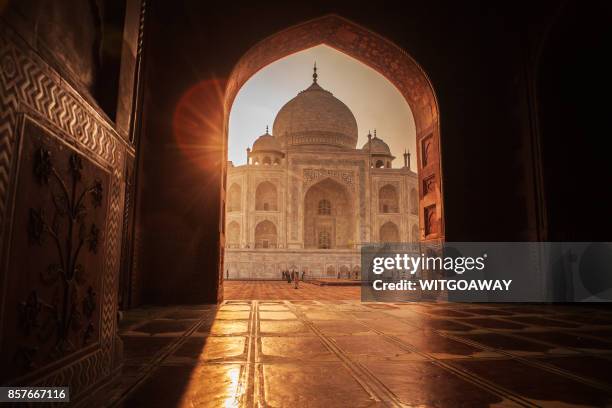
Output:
[[3, 0, 126, 120], [6, 0, 101, 89], [537, 1, 612, 241], [137, 0, 578, 304]]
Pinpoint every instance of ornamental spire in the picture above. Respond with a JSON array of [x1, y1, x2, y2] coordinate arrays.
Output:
[[313, 62, 318, 83], [266, 125, 269, 134], [403, 149, 411, 169]]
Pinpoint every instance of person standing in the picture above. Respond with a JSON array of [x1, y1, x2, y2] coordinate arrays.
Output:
[[293, 269, 299, 289]]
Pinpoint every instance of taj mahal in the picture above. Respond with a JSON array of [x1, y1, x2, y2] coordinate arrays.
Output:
[[224, 66, 419, 279]]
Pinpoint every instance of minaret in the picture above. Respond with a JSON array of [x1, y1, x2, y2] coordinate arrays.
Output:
[[403, 149, 411, 169], [367, 130, 373, 167]]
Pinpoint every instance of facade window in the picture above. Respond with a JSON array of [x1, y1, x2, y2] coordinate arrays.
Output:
[[318, 199, 331, 215], [263, 202, 269, 211], [318, 231, 331, 249], [319, 200, 331, 215]]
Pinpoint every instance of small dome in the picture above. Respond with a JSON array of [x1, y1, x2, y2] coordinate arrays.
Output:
[[252, 130, 282, 152], [362, 133, 391, 155], [272, 65, 358, 149]]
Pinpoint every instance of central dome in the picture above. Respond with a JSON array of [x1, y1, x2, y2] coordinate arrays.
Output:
[[272, 67, 358, 149]]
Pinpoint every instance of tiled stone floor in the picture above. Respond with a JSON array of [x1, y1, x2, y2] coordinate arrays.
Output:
[[93, 283, 612, 407]]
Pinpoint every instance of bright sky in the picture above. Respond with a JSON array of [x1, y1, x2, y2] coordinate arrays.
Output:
[[228, 45, 416, 170]]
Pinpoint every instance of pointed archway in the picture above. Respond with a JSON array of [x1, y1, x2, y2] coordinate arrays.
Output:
[[224, 14, 443, 245]]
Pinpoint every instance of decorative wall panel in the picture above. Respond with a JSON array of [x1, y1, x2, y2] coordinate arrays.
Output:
[[0, 22, 127, 400], [3, 116, 109, 381]]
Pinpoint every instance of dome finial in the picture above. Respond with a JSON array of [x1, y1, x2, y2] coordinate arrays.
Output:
[[266, 125, 269, 134], [313, 62, 318, 83], [373, 129, 377, 138]]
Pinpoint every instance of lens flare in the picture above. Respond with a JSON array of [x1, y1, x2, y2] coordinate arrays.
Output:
[[172, 78, 227, 173]]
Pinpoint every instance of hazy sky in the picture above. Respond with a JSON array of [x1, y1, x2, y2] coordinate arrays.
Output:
[[228, 45, 416, 170]]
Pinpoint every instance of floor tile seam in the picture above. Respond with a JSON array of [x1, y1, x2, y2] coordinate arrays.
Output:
[[443, 328, 612, 359], [120, 305, 184, 331], [284, 301, 409, 407], [109, 312, 210, 407], [345, 309, 537, 407], [373, 303, 612, 398], [235, 300, 257, 408], [437, 331, 612, 394], [399, 307, 562, 332], [253, 300, 264, 408]]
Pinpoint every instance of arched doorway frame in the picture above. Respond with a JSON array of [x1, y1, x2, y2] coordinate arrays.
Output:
[[223, 14, 444, 243]]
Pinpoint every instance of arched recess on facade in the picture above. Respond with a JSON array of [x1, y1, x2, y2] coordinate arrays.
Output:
[[379, 184, 399, 213], [339, 265, 350, 278], [227, 221, 240, 248], [254, 220, 277, 248], [255, 181, 278, 211], [227, 183, 241, 212], [326, 265, 336, 276], [380, 221, 400, 243], [303, 177, 354, 249], [224, 14, 443, 246]]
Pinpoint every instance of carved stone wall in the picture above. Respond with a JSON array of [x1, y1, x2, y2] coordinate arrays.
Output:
[[0, 20, 130, 400], [119, 152, 136, 309], [303, 168, 355, 192]]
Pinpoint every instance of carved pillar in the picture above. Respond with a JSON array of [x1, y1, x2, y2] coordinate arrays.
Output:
[[119, 0, 148, 309]]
